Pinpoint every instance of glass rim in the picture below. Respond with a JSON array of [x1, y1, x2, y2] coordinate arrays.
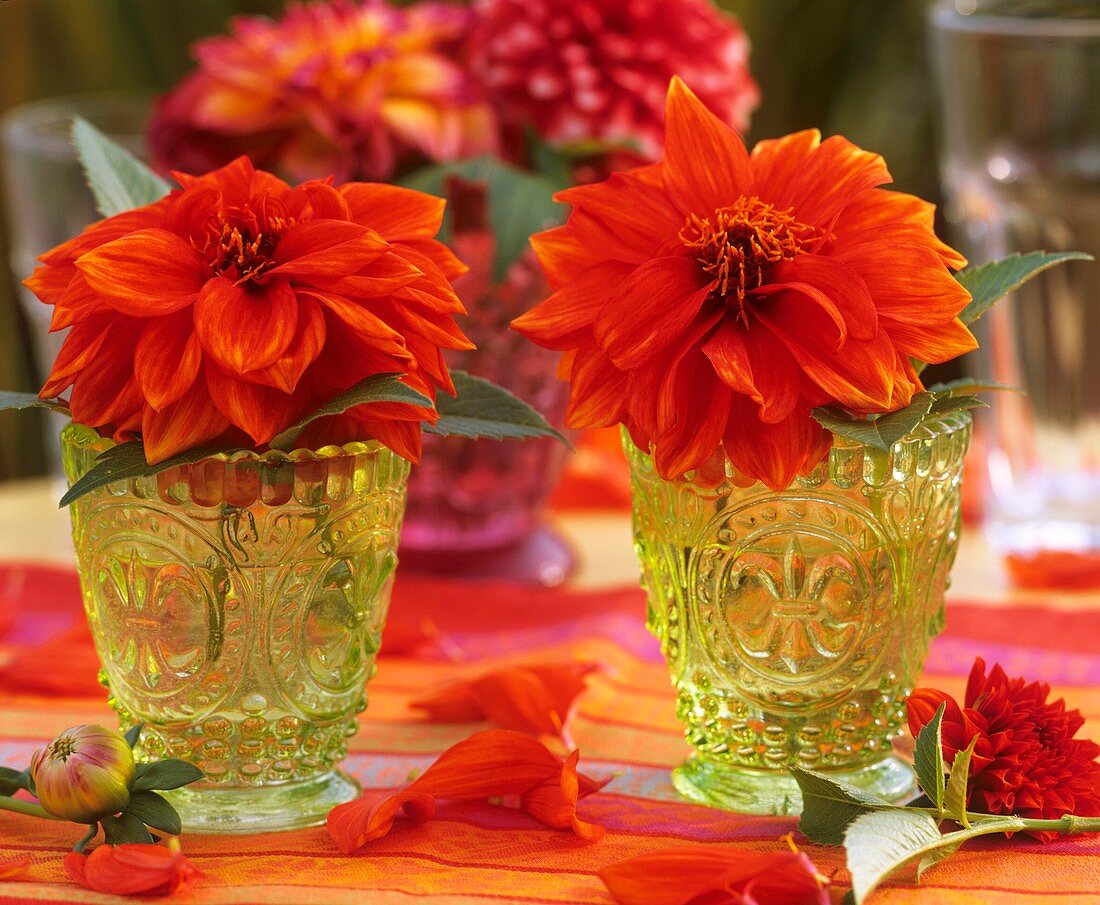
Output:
[[0, 91, 154, 158], [930, 1, 1100, 38]]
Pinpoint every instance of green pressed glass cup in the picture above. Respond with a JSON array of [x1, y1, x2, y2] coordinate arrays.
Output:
[[625, 413, 972, 815], [60, 424, 410, 833]]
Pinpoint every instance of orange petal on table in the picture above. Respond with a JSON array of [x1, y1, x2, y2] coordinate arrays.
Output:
[[0, 856, 29, 879], [599, 845, 831, 905], [521, 750, 607, 842], [65, 844, 203, 897], [327, 790, 436, 855], [406, 729, 565, 799]]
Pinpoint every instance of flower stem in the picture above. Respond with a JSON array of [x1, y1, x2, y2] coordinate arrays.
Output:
[[912, 807, 1100, 835], [0, 794, 61, 821]]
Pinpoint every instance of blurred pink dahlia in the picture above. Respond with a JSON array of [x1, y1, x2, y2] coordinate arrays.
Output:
[[469, 0, 759, 159], [149, 0, 495, 182]]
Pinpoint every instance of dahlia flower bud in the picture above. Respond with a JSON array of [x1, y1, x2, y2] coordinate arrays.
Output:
[[30, 725, 135, 822]]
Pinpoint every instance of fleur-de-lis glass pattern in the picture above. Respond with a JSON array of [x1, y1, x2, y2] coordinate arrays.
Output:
[[627, 412, 971, 815], [61, 424, 409, 834]]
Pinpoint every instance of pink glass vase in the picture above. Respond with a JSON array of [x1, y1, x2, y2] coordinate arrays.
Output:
[[399, 227, 574, 585]]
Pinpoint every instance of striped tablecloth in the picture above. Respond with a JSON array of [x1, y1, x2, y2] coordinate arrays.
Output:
[[0, 561, 1098, 904]]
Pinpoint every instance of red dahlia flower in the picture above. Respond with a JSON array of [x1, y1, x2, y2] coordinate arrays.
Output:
[[149, 0, 494, 182], [512, 78, 975, 489], [907, 658, 1100, 841], [470, 0, 758, 159], [26, 156, 472, 464]]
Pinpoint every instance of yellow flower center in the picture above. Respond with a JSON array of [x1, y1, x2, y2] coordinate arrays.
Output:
[[47, 735, 77, 762], [680, 197, 818, 324], [210, 223, 282, 285]]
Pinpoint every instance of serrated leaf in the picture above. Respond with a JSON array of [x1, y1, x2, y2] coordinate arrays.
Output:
[[132, 759, 204, 792], [100, 811, 154, 845], [423, 371, 569, 444], [812, 393, 934, 451], [944, 734, 980, 827], [925, 378, 1019, 397], [0, 391, 70, 415], [71, 117, 171, 218], [914, 703, 947, 814], [60, 440, 245, 508], [929, 394, 988, 416], [268, 373, 432, 451], [956, 251, 1093, 325], [791, 768, 896, 845], [122, 790, 182, 835], [124, 724, 143, 749], [845, 809, 1024, 903]]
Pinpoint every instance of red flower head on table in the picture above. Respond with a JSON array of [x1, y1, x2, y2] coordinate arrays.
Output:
[[513, 78, 975, 489], [469, 0, 758, 161], [25, 156, 471, 464], [908, 657, 1100, 841], [149, 0, 494, 182]]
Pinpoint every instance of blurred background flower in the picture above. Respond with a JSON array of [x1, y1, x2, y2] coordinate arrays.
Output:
[[0, 0, 947, 481]]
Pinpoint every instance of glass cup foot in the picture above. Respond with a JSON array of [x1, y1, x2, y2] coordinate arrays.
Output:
[[165, 770, 360, 835], [671, 754, 918, 816]]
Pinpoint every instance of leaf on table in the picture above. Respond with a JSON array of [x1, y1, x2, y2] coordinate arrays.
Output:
[[71, 117, 172, 218], [845, 809, 1024, 903], [812, 393, 934, 452], [956, 251, 1093, 326], [943, 734, 980, 827], [268, 373, 432, 450], [424, 371, 569, 444], [791, 768, 896, 845], [913, 702, 947, 814]]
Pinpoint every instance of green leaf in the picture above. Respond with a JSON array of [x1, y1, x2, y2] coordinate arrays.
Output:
[[956, 251, 1093, 325], [424, 371, 569, 445], [0, 767, 29, 797], [59, 440, 245, 508], [845, 810, 1024, 903], [928, 394, 988, 416], [943, 734, 980, 827], [124, 724, 143, 749], [71, 117, 172, 218], [268, 373, 432, 451], [913, 703, 947, 814], [100, 811, 154, 845], [122, 790, 182, 835], [791, 768, 896, 845], [925, 378, 1018, 397], [0, 391, 70, 415], [132, 759, 204, 792], [812, 393, 934, 451]]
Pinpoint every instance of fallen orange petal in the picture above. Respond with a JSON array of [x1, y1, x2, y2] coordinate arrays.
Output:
[[521, 750, 607, 842], [1005, 550, 1100, 591], [65, 844, 203, 897], [599, 844, 831, 905], [0, 856, 29, 880], [406, 729, 567, 798], [327, 790, 436, 854]]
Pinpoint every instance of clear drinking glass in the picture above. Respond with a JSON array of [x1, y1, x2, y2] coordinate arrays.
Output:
[[0, 93, 152, 471], [930, 1, 1100, 586]]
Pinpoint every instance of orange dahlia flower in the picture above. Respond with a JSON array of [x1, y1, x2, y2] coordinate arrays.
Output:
[[513, 78, 976, 489], [149, 1, 494, 182], [26, 156, 471, 464]]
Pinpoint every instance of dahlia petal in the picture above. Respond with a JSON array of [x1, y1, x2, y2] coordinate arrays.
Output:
[[39, 201, 171, 267], [194, 277, 299, 374], [48, 274, 109, 332], [141, 378, 232, 464], [879, 316, 978, 365], [302, 290, 409, 358], [565, 340, 629, 429], [40, 313, 118, 398], [75, 229, 204, 316], [748, 129, 822, 208], [352, 415, 425, 463], [204, 365, 296, 446], [663, 77, 752, 214], [295, 181, 352, 221], [722, 398, 831, 491], [513, 261, 634, 350], [594, 257, 711, 369], [395, 238, 467, 280], [374, 298, 474, 352], [520, 751, 606, 843], [763, 255, 878, 342], [23, 263, 73, 305], [68, 845, 202, 897], [530, 225, 608, 290], [269, 220, 389, 278], [756, 290, 897, 411], [327, 790, 436, 854], [406, 729, 564, 799], [703, 321, 802, 425], [308, 252, 425, 299], [339, 183, 447, 240], [134, 310, 203, 410], [246, 296, 327, 394], [67, 326, 146, 428]]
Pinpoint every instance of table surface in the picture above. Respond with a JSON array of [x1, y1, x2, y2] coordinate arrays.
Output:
[[0, 477, 1097, 905]]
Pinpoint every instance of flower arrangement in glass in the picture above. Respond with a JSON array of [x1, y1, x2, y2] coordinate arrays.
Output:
[[145, 0, 760, 581], [0, 122, 562, 834], [513, 77, 1090, 815]]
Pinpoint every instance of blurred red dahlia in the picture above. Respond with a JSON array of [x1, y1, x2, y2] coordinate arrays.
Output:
[[908, 658, 1100, 841], [469, 0, 758, 159], [149, 0, 495, 182], [26, 157, 471, 464]]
